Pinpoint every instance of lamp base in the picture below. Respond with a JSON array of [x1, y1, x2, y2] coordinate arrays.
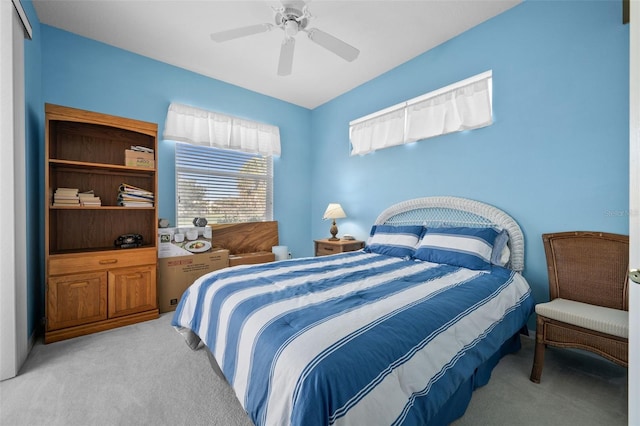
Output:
[[329, 220, 339, 241]]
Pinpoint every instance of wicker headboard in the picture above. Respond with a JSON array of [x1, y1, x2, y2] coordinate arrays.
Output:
[[374, 196, 525, 272]]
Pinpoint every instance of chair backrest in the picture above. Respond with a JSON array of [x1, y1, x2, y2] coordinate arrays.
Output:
[[542, 231, 629, 311]]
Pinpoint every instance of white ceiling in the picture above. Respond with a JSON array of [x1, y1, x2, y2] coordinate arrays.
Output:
[[32, 0, 520, 109]]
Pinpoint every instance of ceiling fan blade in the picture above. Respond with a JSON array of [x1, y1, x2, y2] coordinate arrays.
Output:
[[210, 23, 273, 42], [265, 0, 285, 13], [277, 37, 296, 76], [279, 1, 308, 10], [306, 28, 359, 62]]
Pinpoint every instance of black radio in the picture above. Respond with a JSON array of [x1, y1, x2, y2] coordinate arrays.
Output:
[[114, 233, 143, 249]]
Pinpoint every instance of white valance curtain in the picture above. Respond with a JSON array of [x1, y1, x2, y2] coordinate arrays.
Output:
[[349, 71, 492, 156], [163, 103, 281, 156], [350, 108, 406, 156]]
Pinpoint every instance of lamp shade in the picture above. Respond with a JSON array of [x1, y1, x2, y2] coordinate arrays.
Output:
[[323, 203, 347, 220]]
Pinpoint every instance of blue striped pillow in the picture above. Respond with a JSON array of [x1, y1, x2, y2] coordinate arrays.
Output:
[[491, 229, 510, 266], [364, 225, 425, 259], [414, 227, 500, 270]]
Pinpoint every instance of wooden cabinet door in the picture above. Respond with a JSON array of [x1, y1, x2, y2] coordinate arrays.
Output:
[[47, 272, 107, 331], [108, 265, 157, 318]]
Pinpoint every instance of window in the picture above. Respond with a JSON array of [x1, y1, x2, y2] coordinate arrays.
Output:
[[175, 142, 273, 227], [349, 70, 493, 155], [163, 103, 279, 227]]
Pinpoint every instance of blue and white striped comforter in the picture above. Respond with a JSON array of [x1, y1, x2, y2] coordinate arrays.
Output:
[[172, 251, 534, 426]]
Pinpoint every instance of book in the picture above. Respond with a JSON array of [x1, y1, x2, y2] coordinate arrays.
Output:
[[130, 145, 154, 154], [53, 201, 80, 206], [53, 187, 80, 206], [118, 192, 154, 202], [118, 182, 154, 207], [55, 187, 79, 194], [78, 195, 100, 201], [119, 183, 153, 195], [118, 201, 153, 207], [80, 196, 101, 206]]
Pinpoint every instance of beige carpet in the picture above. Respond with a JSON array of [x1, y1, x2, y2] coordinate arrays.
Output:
[[0, 313, 628, 426]]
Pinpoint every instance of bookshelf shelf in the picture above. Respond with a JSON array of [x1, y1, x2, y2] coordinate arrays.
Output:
[[45, 103, 159, 343], [49, 244, 157, 257], [49, 205, 156, 210], [49, 158, 156, 174]]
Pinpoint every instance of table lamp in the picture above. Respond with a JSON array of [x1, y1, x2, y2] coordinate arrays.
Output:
[[323, 203, 346, 241]]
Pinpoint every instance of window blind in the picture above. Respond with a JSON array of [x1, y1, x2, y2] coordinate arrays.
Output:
[[175, 142, 273, 227]]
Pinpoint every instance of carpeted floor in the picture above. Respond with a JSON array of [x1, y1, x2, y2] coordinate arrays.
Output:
[[0, 313, 628, 426]]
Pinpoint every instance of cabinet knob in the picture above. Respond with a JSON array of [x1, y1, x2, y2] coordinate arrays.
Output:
[[99, 259, 118, 265]]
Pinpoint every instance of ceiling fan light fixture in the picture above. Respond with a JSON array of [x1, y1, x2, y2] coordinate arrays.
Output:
[[284, 20, 299, 37]]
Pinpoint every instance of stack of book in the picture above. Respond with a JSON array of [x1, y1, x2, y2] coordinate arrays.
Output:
[[79, 190, 101, 207], [118, 183, 154, 207], [53, 187, 79, 207], [124, 146, 155, 169]]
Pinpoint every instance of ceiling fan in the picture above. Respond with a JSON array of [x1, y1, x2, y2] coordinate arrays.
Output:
[[210, 0, 360, 76]]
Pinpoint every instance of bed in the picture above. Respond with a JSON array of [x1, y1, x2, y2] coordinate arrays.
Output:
[[172, 196, 535, 425]]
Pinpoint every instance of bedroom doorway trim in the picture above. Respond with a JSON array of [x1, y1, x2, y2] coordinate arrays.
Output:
[[1, 0, 31, 381]]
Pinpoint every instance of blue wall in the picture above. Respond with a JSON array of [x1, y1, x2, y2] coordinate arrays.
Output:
[[310, 0, 630, 315], [22, 0, 629, 337], [39, 26, 313, 257]]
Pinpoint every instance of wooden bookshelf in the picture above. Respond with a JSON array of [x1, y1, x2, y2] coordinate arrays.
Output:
[[44, 104, 159, 343]]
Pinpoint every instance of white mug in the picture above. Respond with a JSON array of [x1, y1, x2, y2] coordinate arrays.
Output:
[[174, 233, 185, 243], [203, 227, 212, 239]]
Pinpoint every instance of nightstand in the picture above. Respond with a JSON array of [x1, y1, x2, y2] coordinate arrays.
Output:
[[314, 239, 365, 256]]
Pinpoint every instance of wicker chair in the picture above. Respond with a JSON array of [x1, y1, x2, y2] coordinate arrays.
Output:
[[529, 231, 629, 383]]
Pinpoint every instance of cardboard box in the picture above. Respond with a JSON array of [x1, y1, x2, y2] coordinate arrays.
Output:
[[157, 226, 228, 313], [158, 249, 229, 313], [125, 157, 155, 168], [125, 149, 154, 160], [125, 149, 155, 168]]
